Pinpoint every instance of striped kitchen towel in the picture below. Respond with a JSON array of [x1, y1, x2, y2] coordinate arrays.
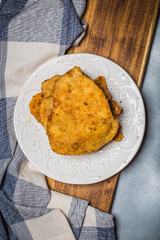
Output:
[[0, 0, 116, 239]]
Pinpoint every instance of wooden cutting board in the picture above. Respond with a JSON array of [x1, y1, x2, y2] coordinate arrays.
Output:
[[46, 0, 160, 213]]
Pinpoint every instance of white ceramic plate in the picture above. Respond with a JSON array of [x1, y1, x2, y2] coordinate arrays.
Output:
[[14, 54, 145, 184]]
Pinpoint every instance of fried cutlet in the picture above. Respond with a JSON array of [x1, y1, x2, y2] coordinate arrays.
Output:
[[47, 66, 119, 155], [94, 76, 123, 141], [41, 75, 61, 98], [29, 75, 61, 128], [94, 76, 121, 115], [39, 97, 53, 131], [29, 66, 122, 155], [94, 76, 112, 100], [38, 74, 121, 132], [29, 93, 43, 122]]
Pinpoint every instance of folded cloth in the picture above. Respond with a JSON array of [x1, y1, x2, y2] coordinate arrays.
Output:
[[0, 1, 116, 239]]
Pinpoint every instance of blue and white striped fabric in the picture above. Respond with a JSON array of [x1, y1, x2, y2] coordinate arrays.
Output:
[[0, 1, 116, 239]]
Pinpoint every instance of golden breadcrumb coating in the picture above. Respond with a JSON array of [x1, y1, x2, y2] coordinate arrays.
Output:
[[47, 67, 119, 155], [29, 93, 43, 121], [29, 66, 121, 155]]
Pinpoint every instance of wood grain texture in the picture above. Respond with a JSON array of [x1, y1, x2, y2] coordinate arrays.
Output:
[[47, 174, 119, 212], [46, 0, 160, 213]]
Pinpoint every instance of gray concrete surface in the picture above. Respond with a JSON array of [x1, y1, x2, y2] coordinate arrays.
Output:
[[111, 16, 160, 240]]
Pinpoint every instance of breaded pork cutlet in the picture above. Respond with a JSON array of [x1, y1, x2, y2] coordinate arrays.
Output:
[[29, 66, 122, 155], [47, 67, 119, 155]]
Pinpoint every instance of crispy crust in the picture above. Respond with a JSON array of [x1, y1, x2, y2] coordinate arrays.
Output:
[[29, 93, 43, 121], [94, 76, 111, 100], [29, 66, 121, 155], [47, 67, 119, 155], [41, 75, 61, 98], [39, 97, 53, 131], [94, 76, 121, 115]]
